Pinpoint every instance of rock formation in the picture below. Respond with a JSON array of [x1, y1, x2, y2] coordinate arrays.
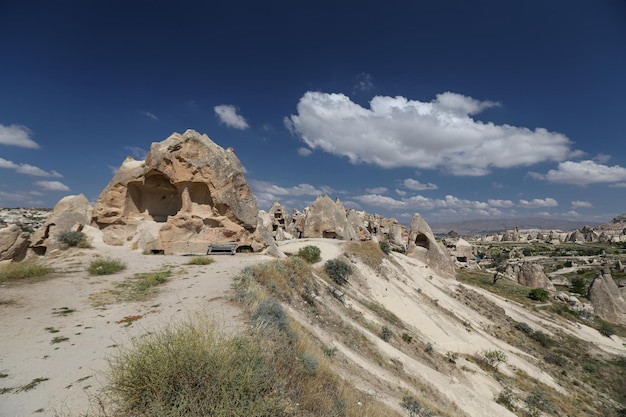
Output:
[[31, 194, 93, 255], [406, 214, 455, 278], [588, 267, 626, 325], [301, 196, 357, 240], [0, 225, 30, 262], [506, 261, 555, 290], [91, 130, 260, 254]]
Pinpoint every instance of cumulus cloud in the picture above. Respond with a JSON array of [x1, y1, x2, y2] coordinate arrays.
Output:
[[214, 105, 249, 130], [35, 180, 70, 191], [531, 160, 626, 185], [365, 187, 388, 194], [286, 91, 578, 175], [0, 157, 62, 177], [572, 200, 592, 209], [0, 124, 40, 148], [488, 199, 515, 208], [519, 198, 558, 208], [402, 178, 438, 191]]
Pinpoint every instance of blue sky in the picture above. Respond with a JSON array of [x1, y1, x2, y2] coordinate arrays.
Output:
[[1, 1, 625, 224]]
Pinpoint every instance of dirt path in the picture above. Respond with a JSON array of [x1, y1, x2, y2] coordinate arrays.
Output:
[[0, 244, 271, 417]]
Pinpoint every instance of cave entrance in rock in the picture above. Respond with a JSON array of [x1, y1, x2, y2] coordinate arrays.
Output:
[[127, 173, 181, 222], [414, 233, 430, 249]]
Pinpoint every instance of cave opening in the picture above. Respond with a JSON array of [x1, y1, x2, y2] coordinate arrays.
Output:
[[414, 233, 430, 249]]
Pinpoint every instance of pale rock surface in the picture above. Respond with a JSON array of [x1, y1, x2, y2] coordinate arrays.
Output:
[[588, 267, 626, 325], [406, 213, 455, 278], [507, 261, 555, 290], [301, 195, 357, 240], [0, 224, 30, 261], [30, 194, 92, 255], [91, 130, 260, 254]]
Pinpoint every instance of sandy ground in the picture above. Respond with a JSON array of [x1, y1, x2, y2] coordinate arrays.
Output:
[[0, 234, 272, 417]]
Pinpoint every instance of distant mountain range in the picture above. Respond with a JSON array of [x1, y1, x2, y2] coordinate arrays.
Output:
[[429, 217, 601, 236]]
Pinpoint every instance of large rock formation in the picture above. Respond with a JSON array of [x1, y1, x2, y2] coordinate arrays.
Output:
[[91, 130, 260, 254], [406, 214, 455, 278], [301, 196, 357, 240], [31, 194, 93, 255], [0, 225, 30, 261], [588, 267, 626, 325], [506, 261, 555, 290]]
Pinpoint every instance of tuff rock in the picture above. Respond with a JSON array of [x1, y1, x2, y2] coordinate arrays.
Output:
[[31, 194, 93, 255], [406, 213, 455, 278], [588, 267, 626, 325], [91, 130, 260, 254], [0, 224, 30, 262]]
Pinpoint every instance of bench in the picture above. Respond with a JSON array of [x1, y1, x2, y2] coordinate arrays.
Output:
[[206, 243, 238, 255]]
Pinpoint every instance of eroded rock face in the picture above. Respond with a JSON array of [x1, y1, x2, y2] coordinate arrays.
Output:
[[507, 262, 555, 290], [91, 130, 259, 253], [31, 194, 93, 255], [301, 196, 357, 240], [0, 225, 30, 261], [588, 267, 626, 325], [407, 214, 455, 278]]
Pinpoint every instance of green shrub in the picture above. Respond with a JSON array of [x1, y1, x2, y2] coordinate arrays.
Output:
[[446, 351, 459, 363], [87, 257, 126, 275], [530, 330, 552, 347], [571, 276, 587, 296], [496, 387, 517, 412], [424, 342, 434, 354], [106, 320, 287, 416], [0, 261, 53, 283], [297, 245, 321, 263], [379, 241, 391, 255], [528, 288, 549, 302], [57, 230, 88, 248], [400, 395, 422, 417], [380, 325, 393, 342], [483, 350, 507, 368], [252, 297, 290, 332], [324, 259, 353, 285], [401, 333, 413, 344], [514, 321, 534, 335], [187, 256, 214, 265], [597, 321, 616, 338]]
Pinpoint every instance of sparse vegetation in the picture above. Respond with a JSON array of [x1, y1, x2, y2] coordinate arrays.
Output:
[[186, 256, 214, 265], [324, 259, 353, 285], [528, 288, 549, 302], [0, 261, 53, 283], [297, 245, 321, 263], [381, 325, 393, 342], [446, 351, 459, 364], [88, 257, 126, 275], [57, 230, 89, 248], [114, 269, 172, 301], [379, 241, 391, 254], [496, 387, 517, 412], [483, 350, 507, 369]]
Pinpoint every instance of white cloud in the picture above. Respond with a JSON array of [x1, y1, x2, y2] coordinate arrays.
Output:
[[141, 111, 159, 121], [353, 72, 374, 93], [298, 147, 313, 157], [35, 180, 70, 191], [488, 199, 515, 208], [214, 105, 249, 130], [402, 178, 438, 191], [365, 187, 388, 194], [519, 198, 558, 208], [286, 91, 578, 175], [572, 200, 592, 209], [532, 160, 626, 185], [0, 124, 40, 148], [609, 182, 626, 188], [125, 146, 148, 160], [395, 189, 407, 196], [0, 157, 62, 177]]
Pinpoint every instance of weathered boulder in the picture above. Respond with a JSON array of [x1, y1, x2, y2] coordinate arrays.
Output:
[[301, 196, 357, 240], [0, 225, 30, 261], [91, 130, 260, 254], [406, 213, 455, 278], [588, 267, 626, 325], [31, 194, 93, 255], [507, 262, 555, 290]]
